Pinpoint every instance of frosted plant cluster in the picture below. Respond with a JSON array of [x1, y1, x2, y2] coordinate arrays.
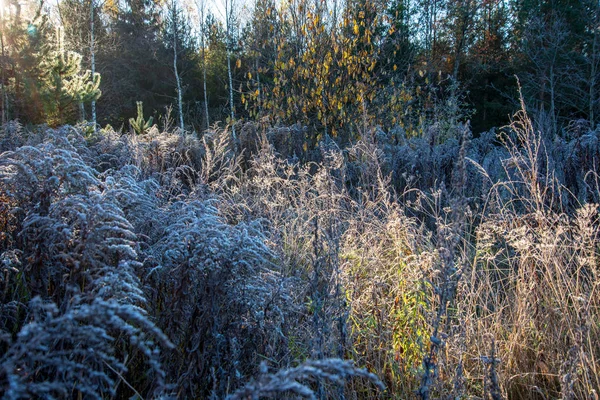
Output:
[[1, 114, 599, 398]]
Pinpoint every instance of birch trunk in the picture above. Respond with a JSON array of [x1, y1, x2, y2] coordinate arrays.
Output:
[[172, 0, 184, 132], [203, 45, 209, 130], [225, 0, 236, 140], [227, 51, 235, 139], [253, 0, 261, 115], [196, 0, 210, 130], [90, 0, 97, 129]]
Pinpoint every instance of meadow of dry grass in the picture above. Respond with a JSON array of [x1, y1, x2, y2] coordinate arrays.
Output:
[[1, 107, 599, 399]]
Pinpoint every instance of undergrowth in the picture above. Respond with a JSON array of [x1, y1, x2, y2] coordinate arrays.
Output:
[[1, 107, 599, 398]]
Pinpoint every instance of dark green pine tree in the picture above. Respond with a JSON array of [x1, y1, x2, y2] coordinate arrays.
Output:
[[102, 0, 170, 122], [39, 32, 101, 126]]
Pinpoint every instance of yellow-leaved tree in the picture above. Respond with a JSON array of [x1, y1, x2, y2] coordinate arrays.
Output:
[[244, 0, 413, 145]]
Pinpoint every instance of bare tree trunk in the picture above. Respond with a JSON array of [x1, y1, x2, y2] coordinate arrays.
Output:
[[196, 0, 210, 130], [226, 51, 235, 139], [590, 4, 599, 129], [203, 45, 209, 129], [174, 41, 184, 132], [172, 0, 184, 132], [253, 0, 261, 114], [90, 0, 97, 129], [550, 65, 557, 135], [432, 0, 438, 60], [255, 56, 261, 113], [421, 0, 441, 63], [1, 9, 7, 125], [225, 0, 236, 139]]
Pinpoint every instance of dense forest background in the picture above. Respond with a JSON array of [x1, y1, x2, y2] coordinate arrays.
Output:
[[1, 0, 600, 399], [0, 0, 598, 139]]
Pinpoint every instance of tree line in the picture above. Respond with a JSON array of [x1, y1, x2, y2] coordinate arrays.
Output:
[[0, 0, 599, 141]]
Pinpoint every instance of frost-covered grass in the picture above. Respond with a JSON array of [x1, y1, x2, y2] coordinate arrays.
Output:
[[1, 111, 599, 398]]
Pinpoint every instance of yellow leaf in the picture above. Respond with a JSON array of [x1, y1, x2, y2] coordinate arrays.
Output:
[[236, 59, 241, 68], [353, 23, 359, 35], [393, 64, 397, 71]]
